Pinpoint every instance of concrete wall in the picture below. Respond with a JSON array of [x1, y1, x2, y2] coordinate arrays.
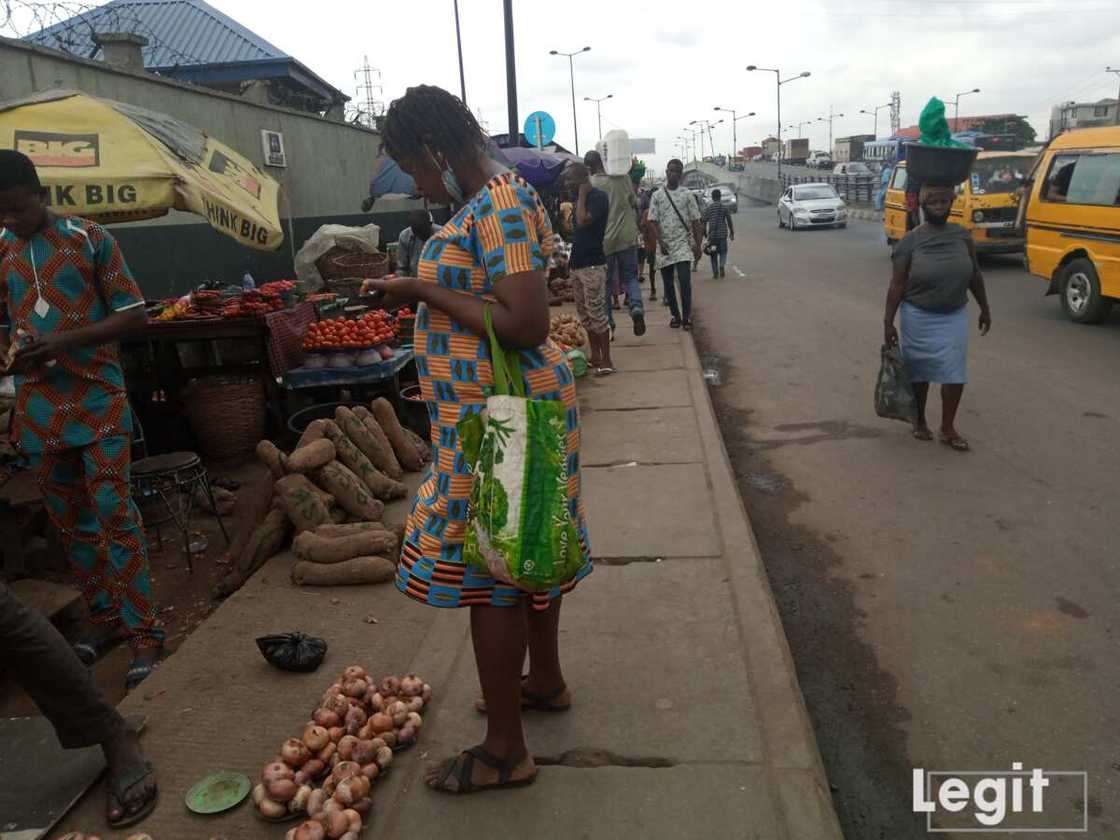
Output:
[[687, 161, 782, 205], [0, 38, 402, 296]]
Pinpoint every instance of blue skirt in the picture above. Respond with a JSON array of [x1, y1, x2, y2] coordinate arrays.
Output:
[[900, 302, 969, 384]]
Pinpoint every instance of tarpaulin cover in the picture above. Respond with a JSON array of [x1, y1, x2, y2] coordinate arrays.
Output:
[[0, 90, 284, 250]]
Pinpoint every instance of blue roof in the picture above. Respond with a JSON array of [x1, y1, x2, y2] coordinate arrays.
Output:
[[23, 0, 345, 103]]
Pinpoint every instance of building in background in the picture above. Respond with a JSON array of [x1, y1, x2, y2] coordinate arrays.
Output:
[[762, 137, 781, 158], [23, 0, 348, 117], [895, 114, 1021, 139], [1049, 99, 1119, 139]]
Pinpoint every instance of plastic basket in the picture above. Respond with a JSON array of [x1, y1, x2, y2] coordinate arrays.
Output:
[[904, 143, 978, 187]]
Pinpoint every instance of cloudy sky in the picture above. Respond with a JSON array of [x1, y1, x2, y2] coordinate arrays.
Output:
[[14, 0, 1120, 169]]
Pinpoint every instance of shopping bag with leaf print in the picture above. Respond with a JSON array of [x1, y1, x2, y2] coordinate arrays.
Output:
[[457, 307, 585, 592]]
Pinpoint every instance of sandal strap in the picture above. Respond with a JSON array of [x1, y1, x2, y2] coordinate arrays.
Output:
[[465, 746, 525, 785], [110, 760, 154, 801], [521, 684, 566, 705]]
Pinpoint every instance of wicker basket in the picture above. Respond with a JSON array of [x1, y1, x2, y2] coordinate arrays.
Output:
[[317, 248, 388, 281], [185, 375, 266, 461]]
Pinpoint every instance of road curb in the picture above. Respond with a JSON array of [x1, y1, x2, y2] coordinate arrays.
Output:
[[680, 331, 844, 840], [848, 208, 882, 222]]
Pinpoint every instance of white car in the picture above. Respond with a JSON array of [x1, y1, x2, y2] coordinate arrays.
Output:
[[832, 162, 873, 177], [777, 183, 848, 230], [806, 151, 832, 170]]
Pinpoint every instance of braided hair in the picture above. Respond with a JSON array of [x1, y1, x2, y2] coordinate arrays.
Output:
[[381, 85, 486, 170]]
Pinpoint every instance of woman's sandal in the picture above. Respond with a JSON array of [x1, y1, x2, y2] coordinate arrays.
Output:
[[912, 426, 934, 441], [428, 746, 537, 795], [475, 677, 571, 714], [106, 760, 158, 829], [939, 433, 971, 452], [125, 648, 165, 691]]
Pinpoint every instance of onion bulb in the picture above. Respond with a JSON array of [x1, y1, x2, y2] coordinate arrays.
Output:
[[375, 745, 393, 769], [353, 795, 373, 817], [331, 760, 362, 783], [403, 696, 424, 714], [339, 833, 360, 840], [397, 724, 416, 744], [290, 784, 313, 814], [266, 778, 298, 803], [307, 788, 328, 817], [400, 675, 424, 697], [342, 808, 363, 833], [293, 820, 325, 840], [352, 739, 377, 765], [328, 726, 345, 743], [324, 810, 349, 839], [368, 712, 393, 734], [343, 665, 367, 681], [323, 693, 349, 717], [360, 762, 379, 780], [379, 729, 397, 748], [282, 738, 312, 768], [386, 701, 408, 727], [406, 711, 423, 731], [379, 675, 401, 696], [312, 708, 340, 728], [344, 706, 367, 735], [252, 782, 267, 805], [421, 683, 433, 704], [302, 725, 330, 752], [257, 797, 288, 818], [366, 688, 383, 710], [341, 678, 368, 699], [333, 777, 360, 806], [263, 761, 294, 783]]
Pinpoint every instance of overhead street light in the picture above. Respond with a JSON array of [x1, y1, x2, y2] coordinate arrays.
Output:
[[953, 87, 980, 124], [690, 118, 723, 159], [787, 120, 812, 138], [859, 102, 892, 139], [550, 46, 591, 154], [714, 106, 756, 160], [818, 107, 845, 153], [747, 65, 811, 177], [584, 94, 612, 141]]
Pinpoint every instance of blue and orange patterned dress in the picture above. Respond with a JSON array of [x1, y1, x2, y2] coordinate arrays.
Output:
[[396, 171, 592, 609]]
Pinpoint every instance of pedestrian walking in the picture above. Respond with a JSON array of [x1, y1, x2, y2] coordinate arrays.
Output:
[[361, 85, 592, 795], [884, 183, 992, 451], [0, 580, 159, 827], [639, 188, 659, 300], [0, 150, 164, 689], [702, 189, 735, 277], [564, 162, 614, 375], [587, 151, 646, 337], [648, 159, 703, 330]]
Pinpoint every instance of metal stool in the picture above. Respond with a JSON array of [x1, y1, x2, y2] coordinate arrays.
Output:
[[131, 451, 229, 573]]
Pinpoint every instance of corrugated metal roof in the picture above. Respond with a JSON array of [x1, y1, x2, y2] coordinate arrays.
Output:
[[24, 0, 289, 68]]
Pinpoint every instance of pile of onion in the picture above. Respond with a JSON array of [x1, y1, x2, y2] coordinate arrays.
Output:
[[253, 665, 433, 829]]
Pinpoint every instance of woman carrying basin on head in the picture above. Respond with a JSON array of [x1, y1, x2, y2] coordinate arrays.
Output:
[[883, 183, 992, 451]]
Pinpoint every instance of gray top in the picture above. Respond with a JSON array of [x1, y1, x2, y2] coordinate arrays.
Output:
[[893, 223, 974, 313]]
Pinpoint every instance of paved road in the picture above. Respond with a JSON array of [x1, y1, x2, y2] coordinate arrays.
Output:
[[690, 207, 1119, 839]]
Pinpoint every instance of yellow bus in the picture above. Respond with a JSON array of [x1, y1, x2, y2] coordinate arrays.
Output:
[[884, 150, 1036, 253], [1018, 126, 1120, 323]]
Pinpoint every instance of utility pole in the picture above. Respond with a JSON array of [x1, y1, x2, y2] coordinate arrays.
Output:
[[747, 65, 810, 179], [502, 0, 518, 141], [889, 90, 901, 135], [714, 106, 756, 160], [585, 94, 612, 140], [1109, 67, 1120, 126], [550, 46, 591, 154], [453, 0, 467, 105]]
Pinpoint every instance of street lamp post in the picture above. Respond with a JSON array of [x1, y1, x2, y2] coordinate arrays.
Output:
[[584, 94, 613, 140], [953, 88, 980, 124], [453, 0, 467, 105], [690, 118, 724, 160], [683, 126, 701, 162], [549, 46, 591, 154], [786, 120, 812, 138], [714, 106, 757, 160], [818, 106, 844, 154], [859, 102, 892, 138], [746, 65, 811, 178]]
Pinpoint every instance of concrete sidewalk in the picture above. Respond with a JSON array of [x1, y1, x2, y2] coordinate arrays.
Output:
[[60, 308, 841, 839]]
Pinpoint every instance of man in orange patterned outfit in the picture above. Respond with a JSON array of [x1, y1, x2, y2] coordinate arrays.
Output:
[[0, 150, 163, 690]]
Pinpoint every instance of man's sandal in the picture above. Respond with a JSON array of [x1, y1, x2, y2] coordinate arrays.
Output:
[[107, 760, 158, 829], [428, 746, 537, 795], [912, 426, 934, 441], [939, 433, 971, 452]]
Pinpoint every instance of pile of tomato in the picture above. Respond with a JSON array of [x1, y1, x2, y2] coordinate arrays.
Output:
[[303, 311, 398, 351]]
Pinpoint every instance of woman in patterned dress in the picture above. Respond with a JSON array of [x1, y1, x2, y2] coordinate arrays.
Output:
[[361, 86, 592, 794]]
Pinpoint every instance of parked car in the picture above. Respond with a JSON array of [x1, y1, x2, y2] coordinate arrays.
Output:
[[751, 153, 766, 162], [777, 183, 848, 230], [807, 151, 833, 170], [706, 183, 738, 213], [691, 187, 711, 210], [832, 162, 872, 177]]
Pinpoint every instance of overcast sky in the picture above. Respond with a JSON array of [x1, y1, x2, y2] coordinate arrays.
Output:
[[19, 0, 1120, 169]]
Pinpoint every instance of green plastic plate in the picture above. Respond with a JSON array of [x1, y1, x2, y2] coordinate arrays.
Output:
[[184, 770, 252, 815]]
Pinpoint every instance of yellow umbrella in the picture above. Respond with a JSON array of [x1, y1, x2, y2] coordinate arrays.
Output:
[[0, 89, 283, 251]]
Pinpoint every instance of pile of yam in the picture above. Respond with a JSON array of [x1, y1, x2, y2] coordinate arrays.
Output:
[[549, 313, 588, 351], [213, 399, 431, 596]]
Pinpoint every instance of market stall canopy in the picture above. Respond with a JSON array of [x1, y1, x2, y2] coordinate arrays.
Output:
[[0, 90, 284, 251]]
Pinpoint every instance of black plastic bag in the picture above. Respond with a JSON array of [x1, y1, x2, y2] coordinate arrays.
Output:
[[256, 632, 327, 672], [874, 345, 918, 422]]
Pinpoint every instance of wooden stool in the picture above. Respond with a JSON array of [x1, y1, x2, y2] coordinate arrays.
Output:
[[131, 452, 229, 573]]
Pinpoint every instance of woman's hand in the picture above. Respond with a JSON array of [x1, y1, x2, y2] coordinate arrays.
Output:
[[359, 274, 421, 309], [978, 309, 992, 336], [884, 322, 899, 348]]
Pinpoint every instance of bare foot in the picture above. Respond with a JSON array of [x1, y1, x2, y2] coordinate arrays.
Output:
[[426, 746, 537, 794]]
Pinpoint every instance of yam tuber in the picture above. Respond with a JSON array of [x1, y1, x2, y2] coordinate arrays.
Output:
[[323, 420, 407, 501], [257, 440, 289, 479], [291, 556, 396, 586], [275, 474, 333, 533], [402, 426, 432, 464], [370, 398, 424, 472], [312, 461, 384, 522], [337, 406, 402, 480], [294, 530, 399, 565], [316, 522, 387, 538], [296, 418, 329, 450], [351, 406, 403, 479], [286, 438, 336, 474]]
